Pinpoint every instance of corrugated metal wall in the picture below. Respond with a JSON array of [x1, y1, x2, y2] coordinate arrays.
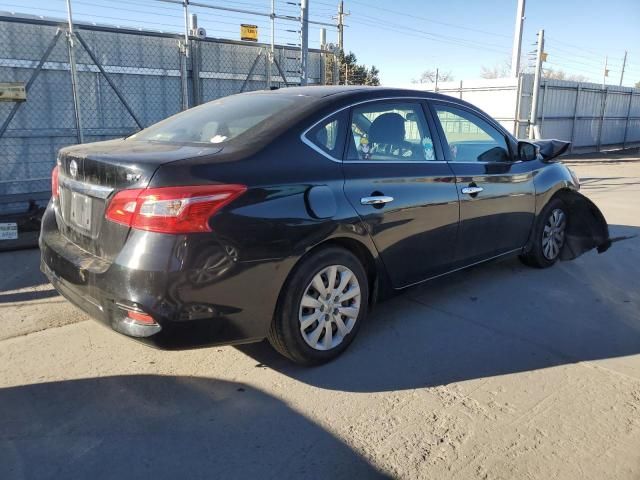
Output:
[[406, 74, 640, 152], [533, 78, 640, 151]]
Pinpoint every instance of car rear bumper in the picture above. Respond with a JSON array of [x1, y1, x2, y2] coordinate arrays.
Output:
[[40, 203, 288, 349]]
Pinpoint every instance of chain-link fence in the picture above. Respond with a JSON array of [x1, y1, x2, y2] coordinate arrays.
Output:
[[0, 14, 336, 215]]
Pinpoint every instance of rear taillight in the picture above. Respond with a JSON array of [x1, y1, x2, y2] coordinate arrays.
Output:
[[105, 184, 246, 234], [51, 165, 59, 199]]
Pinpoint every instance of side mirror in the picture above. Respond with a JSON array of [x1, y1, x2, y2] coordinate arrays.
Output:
[[518, 141, 539, 161]]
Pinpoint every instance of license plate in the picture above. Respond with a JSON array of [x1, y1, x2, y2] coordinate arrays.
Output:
[[0, 222, 18, 240], [70, 191, 92, 231]]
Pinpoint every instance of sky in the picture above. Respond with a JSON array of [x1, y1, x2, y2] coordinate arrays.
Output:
[[2, 0, 639, 87]]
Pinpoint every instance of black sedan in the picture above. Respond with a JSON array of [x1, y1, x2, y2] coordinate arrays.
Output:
[[40, 86, 610, 364]]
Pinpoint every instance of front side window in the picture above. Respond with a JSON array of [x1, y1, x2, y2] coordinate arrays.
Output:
[[347, 102, 436, 162], [434, 105, 511, 163]]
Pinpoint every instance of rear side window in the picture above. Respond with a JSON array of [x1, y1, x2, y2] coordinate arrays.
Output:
[[305, 111, 347, 158], [434, 105, 511, 163], [347, 102, 436, 162], [128, 94, 298, 145]]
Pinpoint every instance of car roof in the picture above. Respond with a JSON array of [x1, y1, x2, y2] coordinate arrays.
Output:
[[246, 85, 456, 102]]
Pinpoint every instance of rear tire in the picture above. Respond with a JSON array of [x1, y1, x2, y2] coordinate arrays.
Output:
[[520, 197, 568, 268], [268, 247, 369, 365]]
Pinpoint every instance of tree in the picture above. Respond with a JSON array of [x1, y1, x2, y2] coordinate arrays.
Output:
[[635, 81, 640, 89], [412, 69, 454, 84], [543, 68, 589, 82], [338, 51, 380, 86], [480, 59, 511, 79]]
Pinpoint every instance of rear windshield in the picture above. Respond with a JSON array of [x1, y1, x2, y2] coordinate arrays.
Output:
[[128, 94, 298, 145]]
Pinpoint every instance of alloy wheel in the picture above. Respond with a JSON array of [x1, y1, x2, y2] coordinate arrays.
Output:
[[298, 265, 361, 351], [542, 208, 566, 260]]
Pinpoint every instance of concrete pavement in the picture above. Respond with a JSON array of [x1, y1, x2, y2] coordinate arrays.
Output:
[[1, 151, 639, 479]]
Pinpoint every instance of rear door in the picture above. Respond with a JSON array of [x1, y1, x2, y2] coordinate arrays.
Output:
[[341, 99, 460, 288], [428, 101, 536, 264]]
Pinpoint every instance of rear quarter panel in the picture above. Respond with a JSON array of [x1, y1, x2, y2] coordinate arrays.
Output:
[[148, 126, 385, 338]]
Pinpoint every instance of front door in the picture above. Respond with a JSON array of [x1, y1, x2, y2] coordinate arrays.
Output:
[[429, 102, 536, 264], [342, 100, 460, 288]]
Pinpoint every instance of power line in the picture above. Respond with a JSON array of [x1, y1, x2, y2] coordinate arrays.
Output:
[[348, 17, 511, 56], [347, 0, 512, 39], [545, 35, 626, 63]]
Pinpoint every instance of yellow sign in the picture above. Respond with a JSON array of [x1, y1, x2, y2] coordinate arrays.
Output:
[[241, 24, 258, 42], [0, 82, 26, 102]]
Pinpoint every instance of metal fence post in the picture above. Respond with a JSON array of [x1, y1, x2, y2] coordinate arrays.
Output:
[[596, 87, 608, 152], [569, 83, 581, 153], [179, 0, 190, 110], [188, 13, 202, 106], [179, 41, 189, 110], [65, 0, 84, 143], [300, 0, 309, 86], [622, 91, 633, 150], [539, 82, 548, 138], [190, 38, 202, 106], [514, 74, 523, 137]]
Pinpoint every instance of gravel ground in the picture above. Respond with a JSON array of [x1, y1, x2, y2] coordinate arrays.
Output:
[[1, 150, 639, 479]]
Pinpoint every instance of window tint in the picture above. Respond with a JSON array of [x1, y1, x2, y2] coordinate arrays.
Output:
[[347, 102, 436, 162], [307, 115, 344, 157], [129, 94, 298, 144], [434, 105, 510, 163]]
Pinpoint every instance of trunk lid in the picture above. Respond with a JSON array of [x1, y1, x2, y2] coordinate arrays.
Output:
[[56, 139, 221, 261]]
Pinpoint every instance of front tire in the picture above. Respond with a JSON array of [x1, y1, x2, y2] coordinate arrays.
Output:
[[520, 197, 568, 268], [268, 247, 369, 365]]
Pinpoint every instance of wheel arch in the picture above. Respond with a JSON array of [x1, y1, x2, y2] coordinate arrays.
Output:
[[274, 235, 386, 323], [526, 187, 611, 260]]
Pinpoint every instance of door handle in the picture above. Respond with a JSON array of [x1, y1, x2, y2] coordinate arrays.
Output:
[[461, 186, 484, 195], [360, 195, 394, 206]]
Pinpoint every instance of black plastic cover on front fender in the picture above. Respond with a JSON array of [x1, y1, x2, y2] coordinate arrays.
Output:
[[560, 191, 611, 260]]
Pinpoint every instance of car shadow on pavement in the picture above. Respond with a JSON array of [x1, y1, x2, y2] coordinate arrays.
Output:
[[0, 289, 59, 304], [239, 225, 640, 393], [0, 248, 50, 293], [0, 375, 390, 480]]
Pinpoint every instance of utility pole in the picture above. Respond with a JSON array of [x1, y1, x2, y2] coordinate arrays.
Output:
[[300, 0, 309, 85], [619, 50, 627, 86], [529, 29, 544, 139], [602, 55, 608, 88], [510, 0, 526, 77], [337, 1, 345, 53], [334, 1, 349, 85], [65, 0, 83, 143], [435, 68, 439, 91]]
